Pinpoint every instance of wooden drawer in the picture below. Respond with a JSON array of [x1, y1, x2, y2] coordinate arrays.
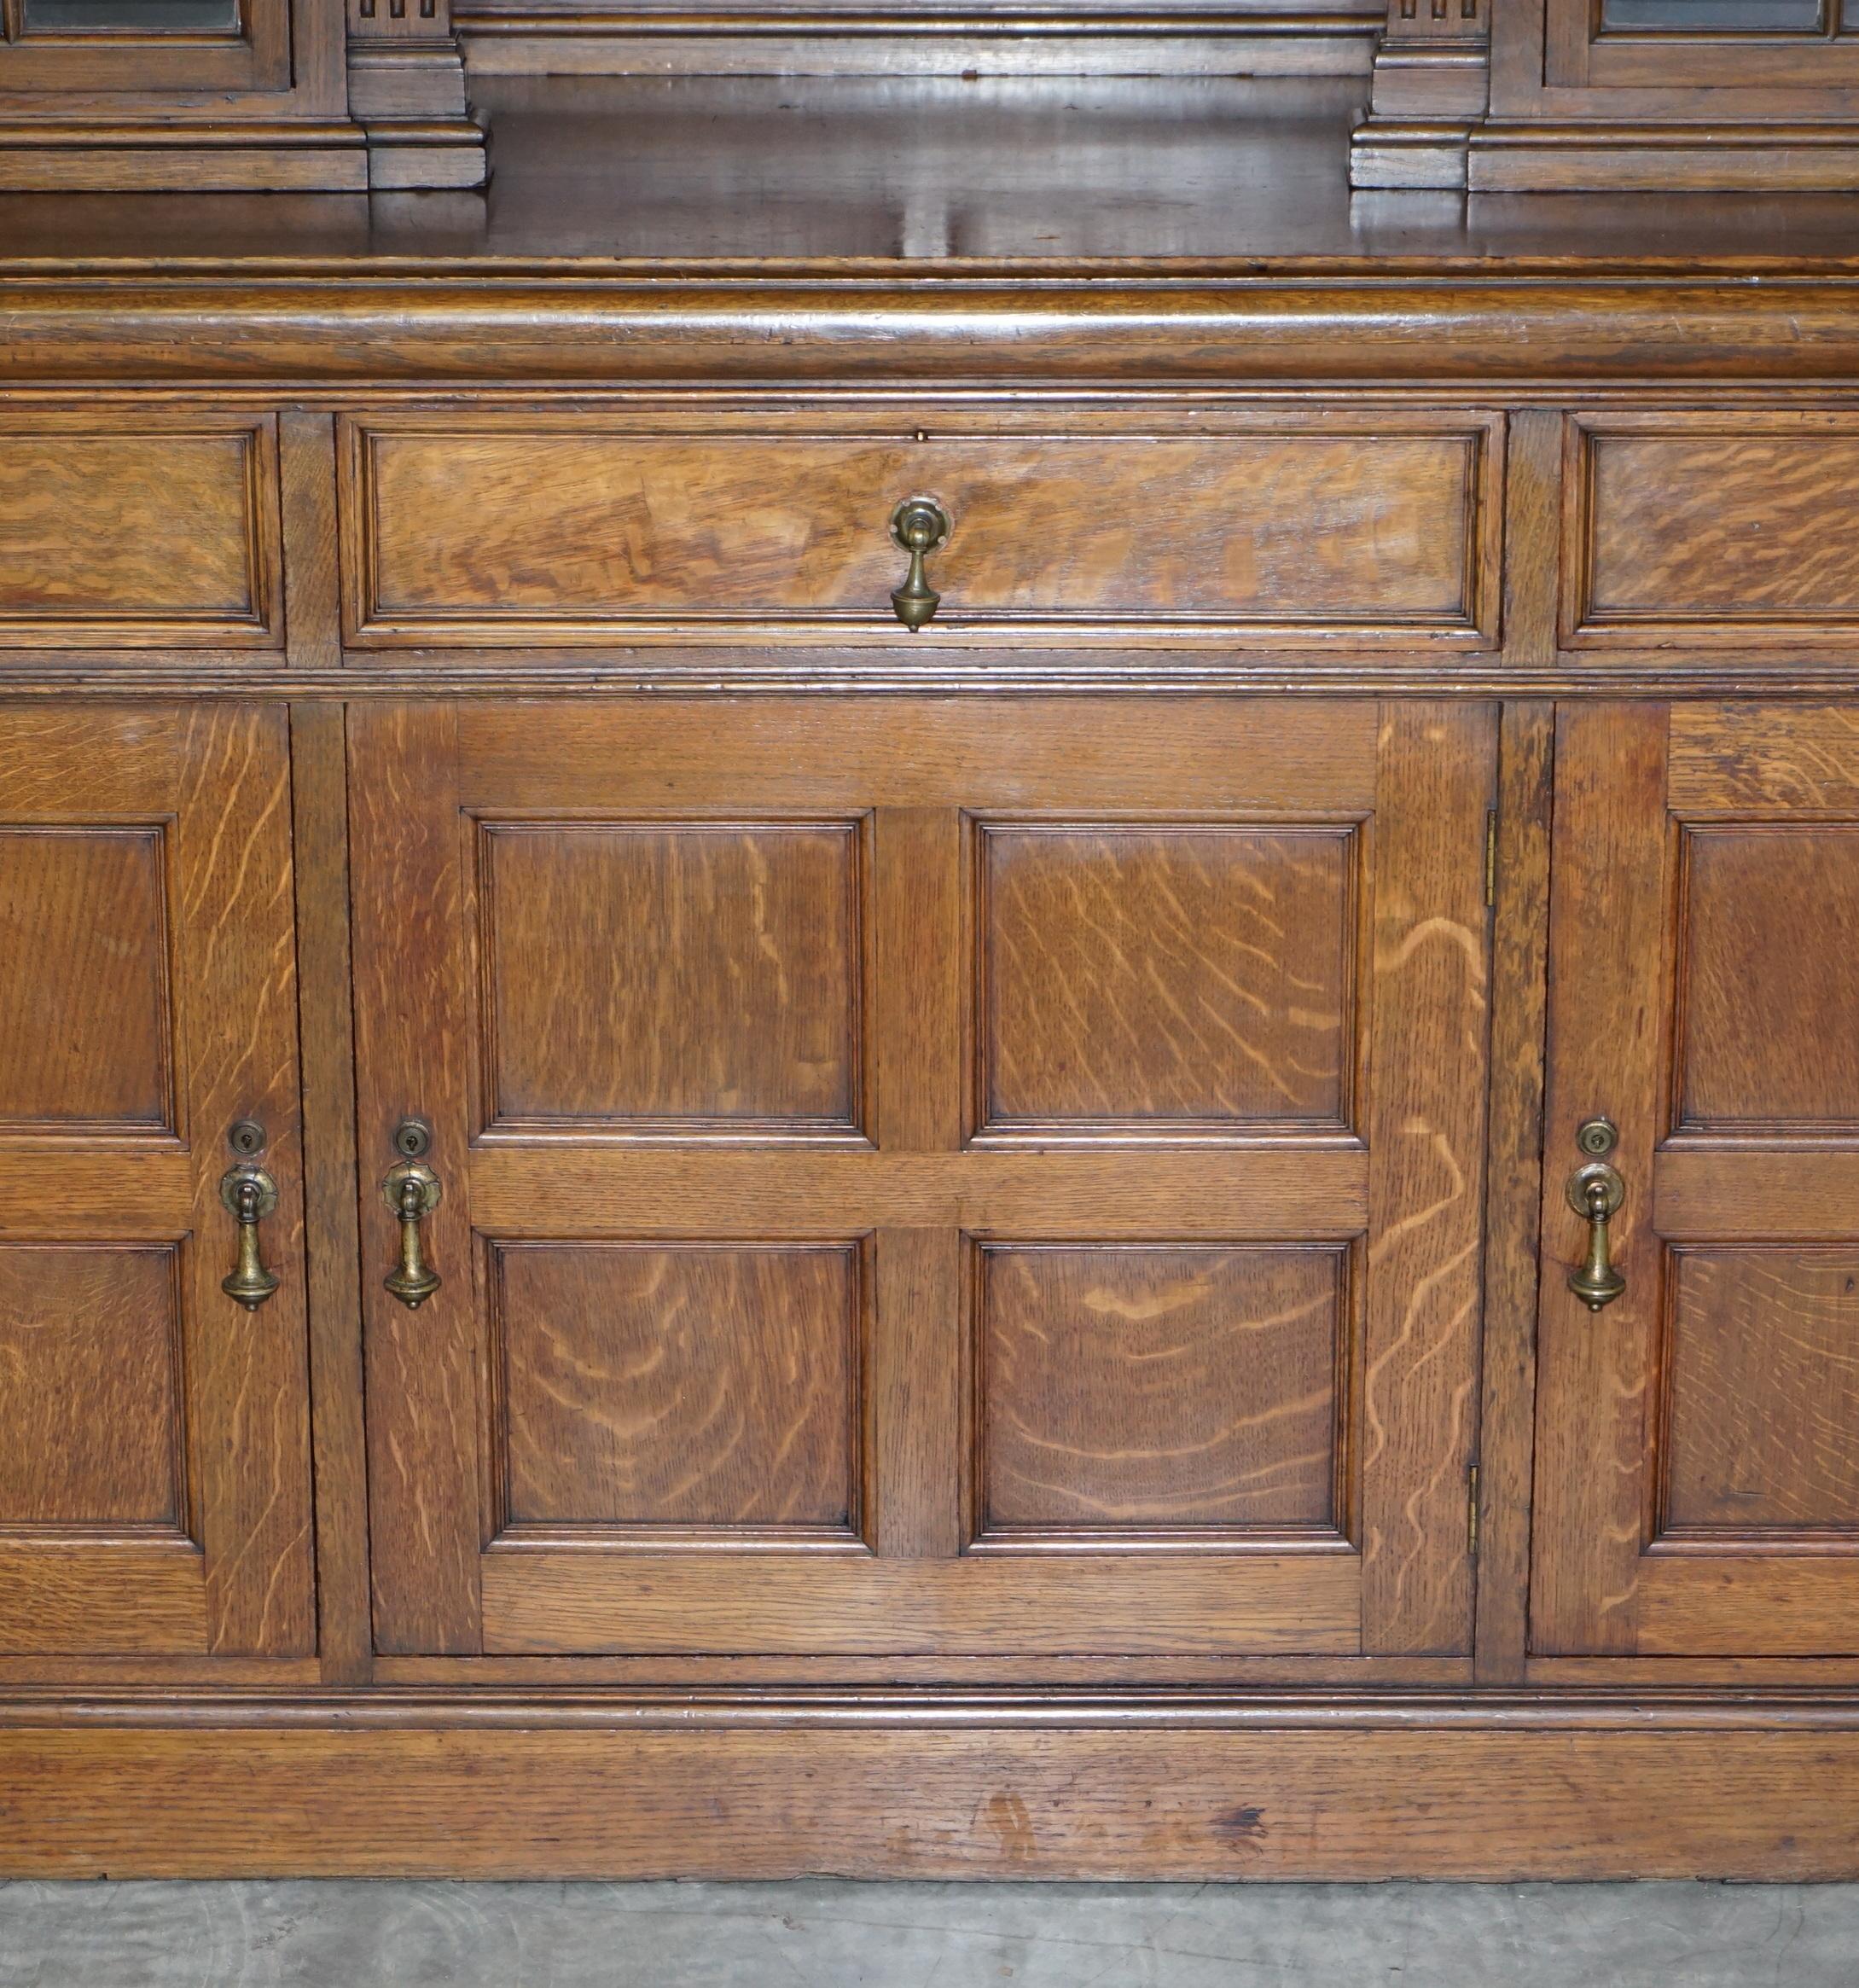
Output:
[[1564, 411, 1859, 650], [0, 411, 282, 650], [339, 403, 1503, 649]]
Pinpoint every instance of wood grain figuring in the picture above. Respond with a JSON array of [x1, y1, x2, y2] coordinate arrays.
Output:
[[1637, 1556, 1859, 1655], [479, 821, 863, 1135], [287, 701, 372, 1686], [1571, 418, 1859, 646], [1358, 702, 1494, 1654], [1530, 704, 1670, 1659], [1676, 826, 1859, 1131], [352, 697, 1409, 1669], [0, 827, 172, 1135], [451, 698, 1380, 817], [481, 1551, 1359, 1655], [344, 414, 1496, 646], [1661, 1249, 1859, 1537], [18, 1723, 1859, 1879], [172, 706, 315, 1657], [0, 1545, 205, 1657], [976, 1244, 1345, 1536], [0, 418, 278, 648], [1472, 703, 1554, 1685], [347, 702, 482, 1656], [494, 1241, 862, 1532], [1670, 704, 1859, 812], [977, 825, 1355, 1136], [0, 706, 312, 1662], [0, 1245, 183, 1528]]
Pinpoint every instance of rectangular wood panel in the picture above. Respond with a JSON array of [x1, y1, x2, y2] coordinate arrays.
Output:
[[1566, 415, 1859, 648], [975, 824, 1357, 1139], [974, 1243, 1347, 1541], [493, 1241, 864, 1538], [341, 407, 1501, 648], [1661, 1248, 1859, 1538], [482, 1551, 1360, 1655], [0, 414, 280, 648], [0, 1244, 185, 1529], [478, 819, 866, 1139], [1675, 825, 1859, 1133], [0, 827, 174, 1137]]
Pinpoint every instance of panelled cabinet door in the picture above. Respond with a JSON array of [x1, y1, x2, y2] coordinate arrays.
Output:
[[351, 699, 1495, 1665], [0, 705, 314, 1659], [1536, 704, 1859, 1659]]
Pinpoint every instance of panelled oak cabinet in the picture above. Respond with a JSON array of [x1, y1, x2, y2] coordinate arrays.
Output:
[[9, 285, 1859, 1875]]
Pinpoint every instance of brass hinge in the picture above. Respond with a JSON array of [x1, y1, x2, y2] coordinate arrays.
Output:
[[1467, 1462, 1481, 1559], [1484, 810, 1499, 910]]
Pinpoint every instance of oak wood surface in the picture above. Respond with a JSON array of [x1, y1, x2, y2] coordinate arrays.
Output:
[[351, 695, 1490, 1671], [1534, 702, 1859, 1661], [0, 704, 314, 1661], [0, 411, 280, 649], [9, 1720, 1859, 1878], [341, 407, 1498, 648]]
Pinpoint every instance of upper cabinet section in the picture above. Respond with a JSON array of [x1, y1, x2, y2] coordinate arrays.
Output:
[[0, 410, 282, 651], [337, 403, 1505, 651], [0, 0, 290, 97]]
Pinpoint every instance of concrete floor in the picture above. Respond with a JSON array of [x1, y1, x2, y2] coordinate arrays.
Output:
[[2, 1881, 1857, 1986]]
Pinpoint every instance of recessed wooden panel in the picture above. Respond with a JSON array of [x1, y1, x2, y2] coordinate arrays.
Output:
[[1569, 416, 1859, 647], [1676, 825, 1859, 1133], [977, 824, 1356, 1136], [493, 1241, 863, 1534], [1661, 1249, 1859, 1540], [342, 409, 1497, 647], [0, 827, 173, 1136], [0, 419, 277, 648], [0, 1244, 183, 1530], [975, 1243, 1346, 1540], [479, 822, 863, 1136]]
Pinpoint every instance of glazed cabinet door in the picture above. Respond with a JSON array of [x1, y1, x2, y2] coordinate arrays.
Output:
[[0, 705, 314, 1659], [1536, 704, 1859, 1659], [351, 699, 1494, 1665]]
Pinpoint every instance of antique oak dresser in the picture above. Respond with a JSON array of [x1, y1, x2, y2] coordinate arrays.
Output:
[[8, 38, 1859, 1880]]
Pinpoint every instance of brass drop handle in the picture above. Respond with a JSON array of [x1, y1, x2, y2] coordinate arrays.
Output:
[[1566, 1117, 1627, 1313], [381, 1122, 443, 1310], [889, 496, 950, 631], [219, 1164, 281, 1311]]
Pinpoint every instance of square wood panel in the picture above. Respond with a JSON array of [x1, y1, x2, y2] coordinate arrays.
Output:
[[973, 1242, 1351, 1549], [974, 823, 1358, 1140], [0, 827, 175, 1138], [0, 1244, 185, 1532], [475, 820, 866, 1139], [491, 1241, 865, 1542], [1659, 1248, 1859, 1543], [1675, 824, 1859, 1136]]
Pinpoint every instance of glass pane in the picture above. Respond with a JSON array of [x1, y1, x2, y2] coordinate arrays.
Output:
[[1600, 0, 1825, 27], [22, 0, 241, 30]]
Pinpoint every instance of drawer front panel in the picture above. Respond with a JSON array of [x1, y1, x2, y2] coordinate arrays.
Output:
[[1566, 412, 1859, 649], [340, 406, 1502, 648], [0, 413, 282, 650]]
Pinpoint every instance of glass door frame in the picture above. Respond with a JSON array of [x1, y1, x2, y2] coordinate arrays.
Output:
[[0, 0, 292, 98], [1496, 0, 1859, 116]]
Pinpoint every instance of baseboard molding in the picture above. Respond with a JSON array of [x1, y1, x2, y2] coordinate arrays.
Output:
[[7, 1693, 1859, 1878], [0, 120, 370, 194], [1467, 120, 1859, 193]]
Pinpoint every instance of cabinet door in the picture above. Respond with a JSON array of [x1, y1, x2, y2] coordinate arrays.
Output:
[[1536, 703, 1859, 1658], [0, 706, 313, 1659], [352, 699, 1493, 1664]]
